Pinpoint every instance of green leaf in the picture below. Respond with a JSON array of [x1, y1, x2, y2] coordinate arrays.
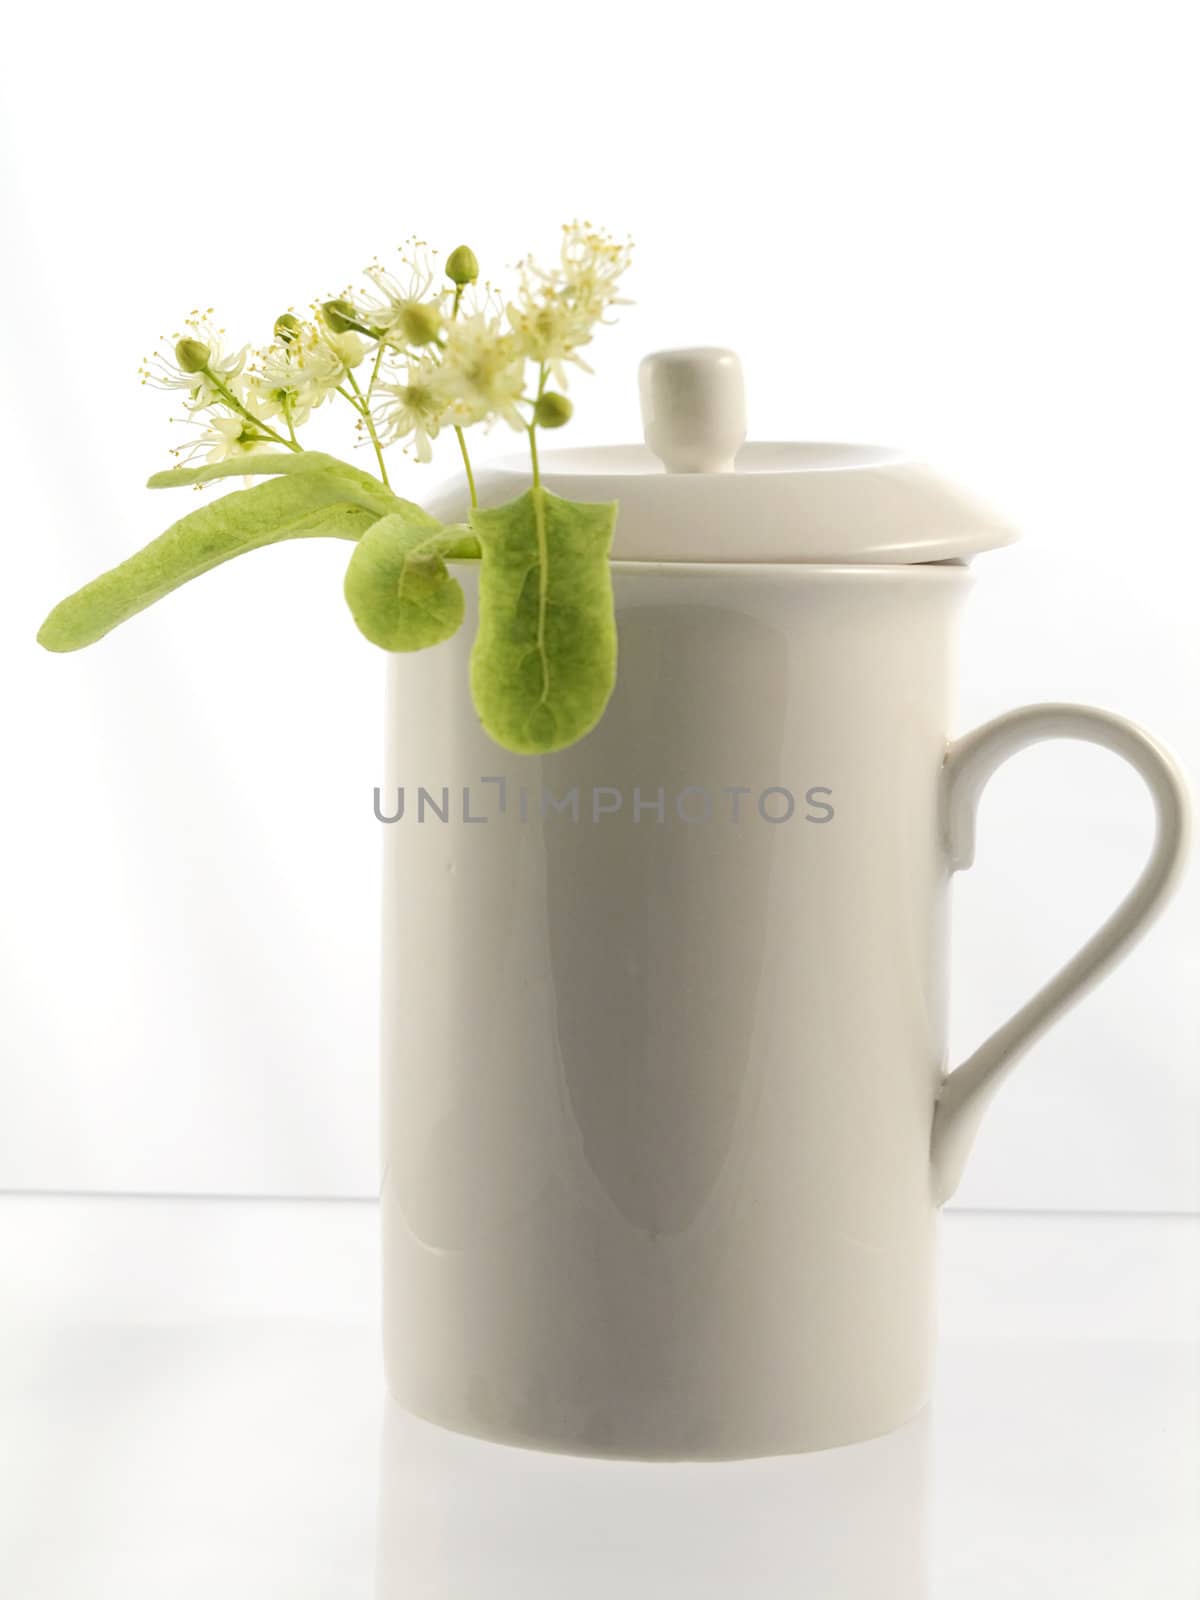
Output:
[[438, 524, 483, 561], [38, 475, 379, 652], [468, 487, 618, 754], [146, 452, 304, 488], [146, 450, 410, 519], [344, 512, 477, 651]]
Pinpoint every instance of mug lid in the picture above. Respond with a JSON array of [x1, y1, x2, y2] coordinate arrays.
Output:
[[424, 347, 1020, 565]]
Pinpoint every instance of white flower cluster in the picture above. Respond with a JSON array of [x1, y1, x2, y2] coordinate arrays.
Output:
[[366, 224, 632, 463], [507, 222, 634, 387], [250, 324, 366, 429], [141, 310, 365, 466], [142, 224, 632, 478]]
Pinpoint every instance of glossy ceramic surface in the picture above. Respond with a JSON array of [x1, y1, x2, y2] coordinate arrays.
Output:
[[379, 563, 1186, 1460], [421, 446, 1022, 565]]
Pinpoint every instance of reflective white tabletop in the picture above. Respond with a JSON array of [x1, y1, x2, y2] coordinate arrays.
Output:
[[0, 1197, 1194, 1598]]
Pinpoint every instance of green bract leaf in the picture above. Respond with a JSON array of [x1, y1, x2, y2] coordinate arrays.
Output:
[[438, 524, 483, 561], [469, 488, 618, 754], [344, 512, 478, 652], [146, 450, 404, 518], [38, 475, 380, 653]]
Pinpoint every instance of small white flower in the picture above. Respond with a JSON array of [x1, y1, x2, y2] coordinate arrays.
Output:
[[202, 416, 275, 464], [171, 412, 280, 468], [139, 314, 249, 410], [359, 242, 447, 350], [376, 357, 450, 463], [559, 220, 634, 310], [248, 325, 365, 426], [437, 313, 528, 432], [321, 329, 367, 372], [250, 344, 312, 425]]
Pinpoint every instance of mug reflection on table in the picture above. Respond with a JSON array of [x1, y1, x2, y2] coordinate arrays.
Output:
[[375, 1401, 930, 1599]]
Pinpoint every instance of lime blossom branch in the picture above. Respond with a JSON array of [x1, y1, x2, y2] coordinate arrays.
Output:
[[43, 224, 634, 754]]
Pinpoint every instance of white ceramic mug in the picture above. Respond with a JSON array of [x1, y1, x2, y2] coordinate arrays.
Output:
[[378, 560, 1187, 1460]]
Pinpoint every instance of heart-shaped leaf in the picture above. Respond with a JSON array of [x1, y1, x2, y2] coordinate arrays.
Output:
[[344, 513, 478, 652], [38, 474, 379, 652], [468, 487, 618, 753]]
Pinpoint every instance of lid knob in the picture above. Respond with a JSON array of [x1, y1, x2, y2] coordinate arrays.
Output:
[[638, 347, 746, 473]]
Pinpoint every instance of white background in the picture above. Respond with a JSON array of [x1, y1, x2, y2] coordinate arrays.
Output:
[[1, 0, 1196, 1209]]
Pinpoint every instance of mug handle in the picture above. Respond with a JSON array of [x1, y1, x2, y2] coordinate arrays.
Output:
[[930, 703, 1190, 1204]]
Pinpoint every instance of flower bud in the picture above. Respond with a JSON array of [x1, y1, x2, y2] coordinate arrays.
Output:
[[325, 330, 366, 369], [533, 391, 573, 429], [175, 337, 211, 373], [274, 313, 302, 344], [445, 244, 479, 286], [321, 298, 371, 336]]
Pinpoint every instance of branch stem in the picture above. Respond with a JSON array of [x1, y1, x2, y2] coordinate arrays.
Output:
[[527, 363, 548, 489], [448, 286, 478, 507], [456, 428, 478, 506], [345, 368, 391, 489], [206, 373, 299, 452]]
